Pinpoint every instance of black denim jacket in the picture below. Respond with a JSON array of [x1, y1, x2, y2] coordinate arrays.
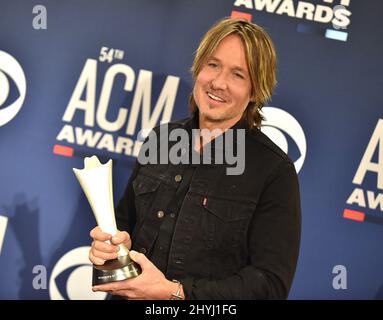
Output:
[[115, 115, 301, 300]]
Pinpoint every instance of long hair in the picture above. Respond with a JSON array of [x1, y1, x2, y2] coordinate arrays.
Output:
[[189, 17, 277, 129]]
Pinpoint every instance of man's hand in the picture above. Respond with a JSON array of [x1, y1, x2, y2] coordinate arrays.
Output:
[[92, 250, 183, 300], [89, 226, 132, 265]]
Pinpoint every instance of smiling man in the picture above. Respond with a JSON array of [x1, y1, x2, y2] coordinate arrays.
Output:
[[89, 17, 301, 300], [193, 34, 252, 131]]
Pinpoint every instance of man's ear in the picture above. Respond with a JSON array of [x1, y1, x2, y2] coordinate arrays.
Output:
[[249, 92, 256, 103]]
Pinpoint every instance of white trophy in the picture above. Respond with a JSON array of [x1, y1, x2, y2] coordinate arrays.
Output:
[[73, 155, 141, 285]]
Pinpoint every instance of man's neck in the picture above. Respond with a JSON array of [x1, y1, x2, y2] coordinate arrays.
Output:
[[198, 114, 242, 132], [195, 113, 243, 152]]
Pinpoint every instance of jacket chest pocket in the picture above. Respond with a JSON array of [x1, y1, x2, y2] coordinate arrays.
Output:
[[133, 174, 161, 220], [202, 197, 255, 250]]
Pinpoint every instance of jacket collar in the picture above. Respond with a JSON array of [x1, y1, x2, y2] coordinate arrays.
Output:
[[183, 111, 247, 164]]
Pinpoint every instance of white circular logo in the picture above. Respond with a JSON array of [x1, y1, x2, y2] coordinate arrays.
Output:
[[49, 246, 107, 300], [0, 51, 26, 127], [261, 106, 307, 173]]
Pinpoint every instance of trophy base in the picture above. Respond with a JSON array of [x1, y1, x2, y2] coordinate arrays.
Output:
[[92, 255, 141, 285]]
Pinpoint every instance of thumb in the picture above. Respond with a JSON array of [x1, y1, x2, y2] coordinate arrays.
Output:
[[129, 250, 152, 271]]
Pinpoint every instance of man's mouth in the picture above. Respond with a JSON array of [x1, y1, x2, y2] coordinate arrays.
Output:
[[207, 92, 226, 103]]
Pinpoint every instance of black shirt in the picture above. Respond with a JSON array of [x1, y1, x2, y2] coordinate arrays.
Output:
[[115, 113, 301, 299], [150, 163, 197, 273]]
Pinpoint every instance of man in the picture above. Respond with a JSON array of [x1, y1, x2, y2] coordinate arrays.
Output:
[[89, 17, 301, 300]]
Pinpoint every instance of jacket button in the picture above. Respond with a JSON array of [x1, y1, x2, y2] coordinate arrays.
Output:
[[157, 210, 165, 218], [139, 247, 147, 254], [175, 174, 182, 182], [170, 213, 175, 218]]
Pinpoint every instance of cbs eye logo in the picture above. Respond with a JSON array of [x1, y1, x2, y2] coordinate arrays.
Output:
[[0, 50, 26, 127], [261, 106, 307, 173], [49, 246, 107, 300]]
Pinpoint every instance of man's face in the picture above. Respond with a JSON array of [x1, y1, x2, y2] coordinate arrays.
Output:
[[193, 34, 252, 129]]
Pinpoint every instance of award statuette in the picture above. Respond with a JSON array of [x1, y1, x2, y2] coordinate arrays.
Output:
[[73, 155, 141, 285]]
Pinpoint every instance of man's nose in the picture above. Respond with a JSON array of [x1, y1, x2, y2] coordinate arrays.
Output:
[[211, 71, 228, 91]]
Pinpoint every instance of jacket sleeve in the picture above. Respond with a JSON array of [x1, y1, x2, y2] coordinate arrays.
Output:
[[180, 160, 301, 299], [115, 161, 141, 235]]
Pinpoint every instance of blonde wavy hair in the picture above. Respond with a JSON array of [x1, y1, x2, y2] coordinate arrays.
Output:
[[189, 17, 277, 129]]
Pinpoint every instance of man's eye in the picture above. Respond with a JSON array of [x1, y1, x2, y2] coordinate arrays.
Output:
[[208, 63, 218, 68], [234, 72, 244, 79]]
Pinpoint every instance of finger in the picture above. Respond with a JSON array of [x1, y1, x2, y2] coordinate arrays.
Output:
[[93, 279, 131, 292], [89, 250, 105, 266], [111, 231, 131, 248], [91, 248, 118, 261], [92, 286, 112, 293], [129, 250, 152, 271], [90, 226, 112, 241], [93, 240, 119, 253], [112, 289, 137, 299]]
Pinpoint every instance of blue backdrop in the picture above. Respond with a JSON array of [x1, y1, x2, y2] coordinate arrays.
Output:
[[0, 0, 382, 299]]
